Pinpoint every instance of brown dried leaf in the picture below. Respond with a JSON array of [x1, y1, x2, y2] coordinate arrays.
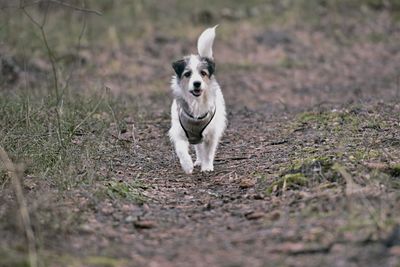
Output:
[[239, 178, 255, 189]]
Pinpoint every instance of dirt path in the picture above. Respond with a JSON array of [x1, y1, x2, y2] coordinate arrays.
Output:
[[64, 99, 399, 266], [74, 21, 400, 263], [3, 60, 400, 267]]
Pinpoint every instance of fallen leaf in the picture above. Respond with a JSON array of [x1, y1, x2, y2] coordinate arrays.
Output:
[[239, 179, 255, 189]]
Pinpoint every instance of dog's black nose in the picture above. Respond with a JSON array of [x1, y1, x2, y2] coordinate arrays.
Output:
[[193, 81, 201, 88]]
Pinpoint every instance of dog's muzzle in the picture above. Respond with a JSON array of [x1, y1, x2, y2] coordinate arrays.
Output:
[[190, 89, 202, 97], [191, 81, 202, 97]]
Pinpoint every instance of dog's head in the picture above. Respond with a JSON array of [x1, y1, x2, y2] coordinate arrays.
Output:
[[171, 26, 217, 98], [172, 56, 215, 97]]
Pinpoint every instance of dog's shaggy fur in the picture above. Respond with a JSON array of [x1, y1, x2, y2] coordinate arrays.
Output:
[[169, 26, 227, 174]]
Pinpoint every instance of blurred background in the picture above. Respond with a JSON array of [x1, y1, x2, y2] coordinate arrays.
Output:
[[1, 0, 399, 112]]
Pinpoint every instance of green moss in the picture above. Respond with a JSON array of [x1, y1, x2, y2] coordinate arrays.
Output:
[[297, 110, 359, 126], [297, 112, 322, 123], [103, 180, 147, 204], [267, 173, 308, 194], [266, 154, 342, 195], [285, 156, 335, 175], [352, 149, 381, 161]]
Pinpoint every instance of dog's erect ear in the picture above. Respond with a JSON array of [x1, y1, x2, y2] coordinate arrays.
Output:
[[204, 57, 216, 77], [197, 25, 218, 59], [172, 59, 186, 78]]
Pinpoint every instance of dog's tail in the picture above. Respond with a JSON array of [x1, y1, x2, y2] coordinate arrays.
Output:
[[197, 25, 218, 59]]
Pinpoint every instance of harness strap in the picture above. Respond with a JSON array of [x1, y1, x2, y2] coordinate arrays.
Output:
[[177, 100, 216, 145]]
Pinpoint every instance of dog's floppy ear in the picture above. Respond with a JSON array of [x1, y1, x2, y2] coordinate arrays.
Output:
[[172, 59, 186, 78], [204, 57, 216, 77], [197, 25, 218, 59]]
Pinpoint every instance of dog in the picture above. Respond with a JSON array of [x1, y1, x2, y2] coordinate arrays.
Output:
[[169, 25, 227, 174]]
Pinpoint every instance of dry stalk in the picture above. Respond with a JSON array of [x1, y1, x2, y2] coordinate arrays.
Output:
[[0, 146, 38, 267], [20, 1, 64, 147]]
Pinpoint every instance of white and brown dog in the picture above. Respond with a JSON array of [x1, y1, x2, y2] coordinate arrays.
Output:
[[169, 26, 226, 174]]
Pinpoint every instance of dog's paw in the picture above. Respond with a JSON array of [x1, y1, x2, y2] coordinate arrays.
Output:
[[194, 159, 201, 167], [180, 159, 194, 174], [183, 165, 194, 174], [201, 163, 214, 172]]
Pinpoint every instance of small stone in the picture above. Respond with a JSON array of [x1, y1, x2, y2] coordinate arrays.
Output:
[[125, 216, 135, 223], [79, 224, 94, 233]]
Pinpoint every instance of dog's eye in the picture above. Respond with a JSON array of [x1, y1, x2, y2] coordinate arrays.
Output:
[[184, 71, 192, 78], [200, 70, 208, 77]]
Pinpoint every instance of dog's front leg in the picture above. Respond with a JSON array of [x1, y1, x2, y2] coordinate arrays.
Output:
[[174, 140, 193, 174], [194, 144, 204, 167], [201, 137, 218, 172]]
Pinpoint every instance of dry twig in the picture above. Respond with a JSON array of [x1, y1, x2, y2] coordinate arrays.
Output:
[[48, 0, 102, 16]]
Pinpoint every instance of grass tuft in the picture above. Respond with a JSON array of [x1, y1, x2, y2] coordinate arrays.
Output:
[[0, 90, 133, 189], [104, 180, 147, 204], [267, 173, 308, 195]]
